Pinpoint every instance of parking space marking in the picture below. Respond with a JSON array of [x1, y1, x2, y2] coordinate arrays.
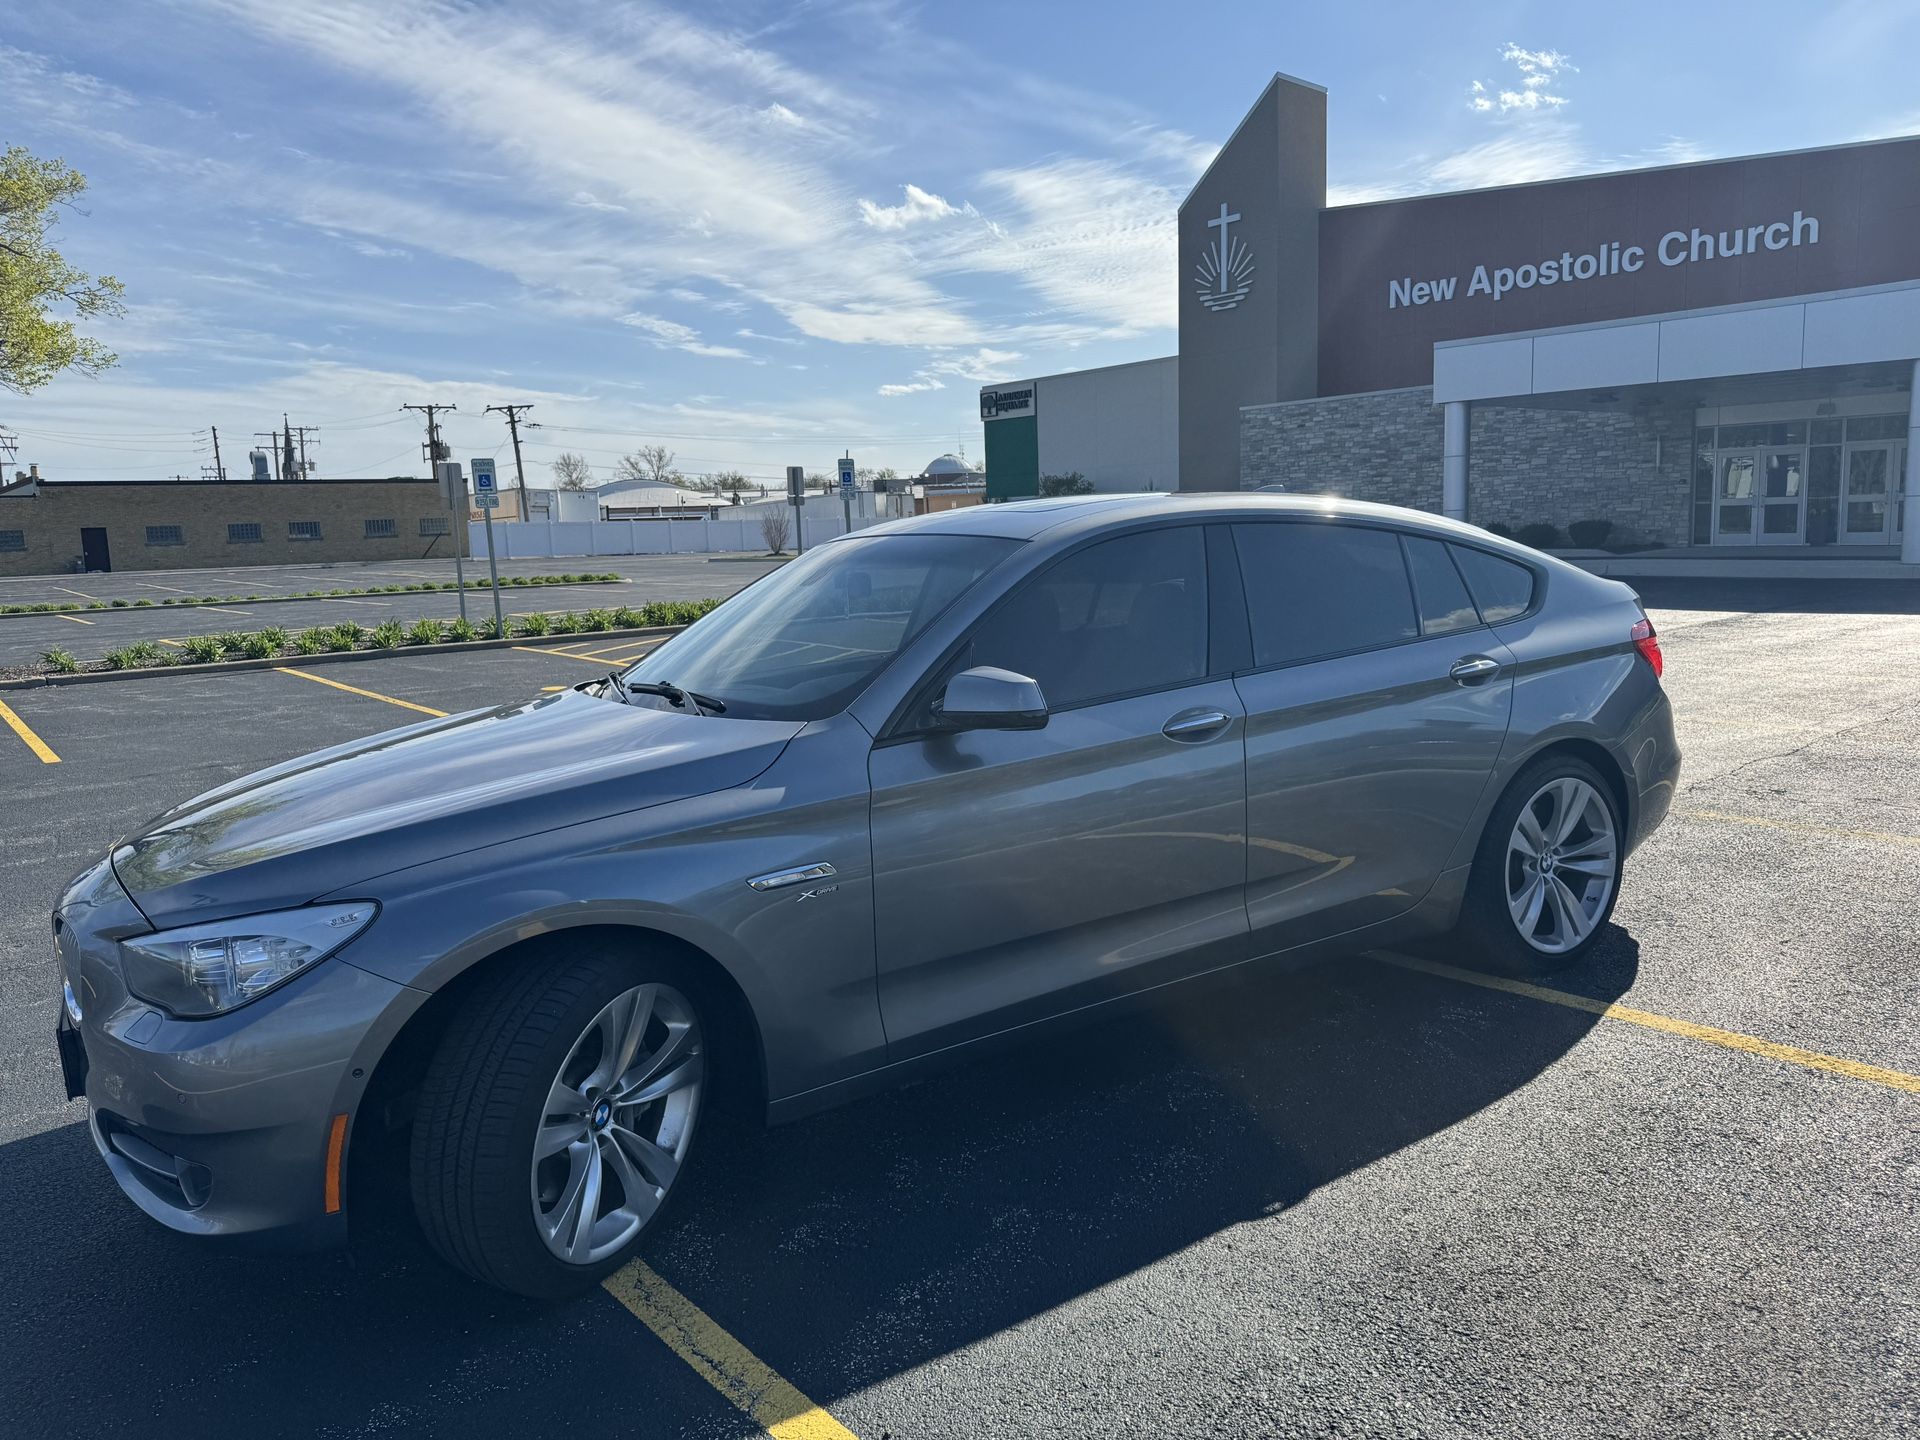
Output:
[[134, 580, 195, 593], [566, 642, 664, 664], [200, 606, 253, 617], [274, 667, 449, 717], [1381, 953, 1920, 1095], [156, 638, 185, 648], [55, 614, 94, 625], [1674, 808, 1920, 851], [603, 1260, 858, 1440], [512, 645, 611, 666], [0, 699, 61, 764], [52, 585, 100, 603]]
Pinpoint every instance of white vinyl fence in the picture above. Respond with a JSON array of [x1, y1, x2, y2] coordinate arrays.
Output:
[[468, 512, 879, 559]]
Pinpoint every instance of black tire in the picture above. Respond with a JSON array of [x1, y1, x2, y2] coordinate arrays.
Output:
[[1453, 754, 1625, 975], [410, 938, 710, 1298]]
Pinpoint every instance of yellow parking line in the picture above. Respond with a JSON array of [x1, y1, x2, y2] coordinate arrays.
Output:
[[603, 1260, 857, 1440], [0, 699, 60, 764], [156, 638, 185, 648], [1381, 953, 1920, 1095], [56, 613, 95, 625], [1674, 808, 1920, 851], [274, 666, 448, 717], [512, 645, 611, 666]]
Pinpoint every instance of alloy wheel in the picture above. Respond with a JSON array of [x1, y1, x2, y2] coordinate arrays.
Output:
[[1504, 776, 1617, 955], [530, 982, 703, 1265]]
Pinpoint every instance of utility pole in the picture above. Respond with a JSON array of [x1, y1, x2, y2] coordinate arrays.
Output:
[[282, 414, 297, 482], [484, 403, 538, 517], [289, 424, 320, 479], [210, 426, 226, 482], [403, 402, 465, 615], [254, 429, 282, 480]]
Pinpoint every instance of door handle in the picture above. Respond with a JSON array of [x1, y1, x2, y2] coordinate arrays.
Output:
[[1162, 708, 1232, 740], [1449, 656, 1501, 684]]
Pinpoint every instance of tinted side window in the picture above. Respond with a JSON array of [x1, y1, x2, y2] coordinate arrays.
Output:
[[1402, 536, 1482, 636], [1233, 523, 1417, 667], [968, 528, 1208, 709], [1450, 545, 1537, 623]]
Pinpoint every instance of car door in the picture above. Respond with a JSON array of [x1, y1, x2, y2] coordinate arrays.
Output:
[[868, 524, 1249, 1061], [1230, 522, 1516, 954]]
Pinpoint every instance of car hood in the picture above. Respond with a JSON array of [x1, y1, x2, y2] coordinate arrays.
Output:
[[112, 688, 802, 929]]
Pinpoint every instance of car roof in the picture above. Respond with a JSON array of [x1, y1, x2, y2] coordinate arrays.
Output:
[[850, 492, 1534, 553]]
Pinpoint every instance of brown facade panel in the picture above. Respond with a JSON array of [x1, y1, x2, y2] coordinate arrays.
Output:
[[1319, 136, 1920, 395], [0, 480, 464, 577]]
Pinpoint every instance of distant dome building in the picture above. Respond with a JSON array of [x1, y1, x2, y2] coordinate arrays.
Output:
[[918, 453, 982, 481]]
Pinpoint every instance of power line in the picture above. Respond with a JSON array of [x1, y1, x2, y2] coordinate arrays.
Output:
[[484, 403, 538, 512]]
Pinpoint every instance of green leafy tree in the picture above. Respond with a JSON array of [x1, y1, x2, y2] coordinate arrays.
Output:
[[1039, 472, 1094, 497], [1, 147, 126, 393]]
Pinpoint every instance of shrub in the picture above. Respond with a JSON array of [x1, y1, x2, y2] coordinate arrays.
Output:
[[444, 617, 477, 642], [103, 647, 137, 670], [241, 632, 279, 659], [579, 608, 615, 631], [181, 635, 226, 664], [612, 607, 643, 629], [370, 620, 405, 649], [518, 612, 551, 636], [247, 594, 262, 601], [1515, 522, 1563, 550], [478, 616, 503, 640], [1485, 521, 1515, 539], [406, 618, 443, 646], [549, 611, 581, 634], [87, 602, 105, 611], [348, 588, 366, 596], [106, 641, 171, 669], [201, 596, 219, 604], [135, 598, 155, 607], [1567, 518, 1615, 548], [214, 631, 250, 655], [111, 599, 130, 608], [40, 647, 79, 674], [293, 627, 330, 655], [257, 626, 288, 651], [326, 622, 363, 652], [508, 575, 530, 587]]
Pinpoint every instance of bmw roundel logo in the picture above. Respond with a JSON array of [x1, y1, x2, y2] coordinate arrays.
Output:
[[592, 1099, 613, 1128]]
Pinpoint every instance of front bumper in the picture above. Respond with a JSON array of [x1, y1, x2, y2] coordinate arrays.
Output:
[[55, 859, 425, 1248]]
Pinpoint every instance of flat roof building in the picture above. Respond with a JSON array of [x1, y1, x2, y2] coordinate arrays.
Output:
[[0, 476, 463, 576], [985, 74, 1920, 570]]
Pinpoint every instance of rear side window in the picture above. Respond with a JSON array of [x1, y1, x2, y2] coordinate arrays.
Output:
[[1450, 545, 1536, 623], [968, 527, 1208, 709], [1402, 536, 1481, 636], [1232, 523, 1417, 667]]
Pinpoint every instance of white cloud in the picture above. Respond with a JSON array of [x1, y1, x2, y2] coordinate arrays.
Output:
[[878, 346, 1023, 398], [570, 190, 627, 213], [1468, 43, 1577, 114], [858, 183, 970, 231], [620, 312, 754, 360], [878, 378, 943, 396]]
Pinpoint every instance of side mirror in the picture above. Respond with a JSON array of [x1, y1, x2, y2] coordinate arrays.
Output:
[[935, 666, 1049, 731]]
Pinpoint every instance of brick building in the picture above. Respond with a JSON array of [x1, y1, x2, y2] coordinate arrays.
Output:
[[984, 74, 1920, 570], [0, 476, 465, 576]]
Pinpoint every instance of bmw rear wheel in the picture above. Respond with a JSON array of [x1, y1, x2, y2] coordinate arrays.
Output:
[[1456, 755, 1624, 974]]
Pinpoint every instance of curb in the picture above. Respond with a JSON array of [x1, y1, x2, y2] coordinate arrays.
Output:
[[0, 625, 686, 691], [0, 578, 626, 622]]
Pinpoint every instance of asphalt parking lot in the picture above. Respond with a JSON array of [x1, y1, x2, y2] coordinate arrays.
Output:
[[1, 579, 1916, 1438], [0, 554, 782, 666]]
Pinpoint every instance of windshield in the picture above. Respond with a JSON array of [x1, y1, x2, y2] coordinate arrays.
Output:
[[621, 533, 1020, 720]]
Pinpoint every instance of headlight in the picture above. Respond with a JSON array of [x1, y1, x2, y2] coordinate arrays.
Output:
[[120, 903, 377, 1017]]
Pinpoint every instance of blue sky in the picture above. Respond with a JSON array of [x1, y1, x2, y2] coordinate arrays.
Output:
[[6, 0, 1918, 486]]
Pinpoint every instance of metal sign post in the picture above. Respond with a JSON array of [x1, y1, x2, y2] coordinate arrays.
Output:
[[471, 457, 506, 638], [786, 465, 807, 554], [435, 461, 469, 621], [838, 455, 855, 534]]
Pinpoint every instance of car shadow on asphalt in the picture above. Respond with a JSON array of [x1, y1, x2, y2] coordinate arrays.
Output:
[[0, 929, 1637, 1433]]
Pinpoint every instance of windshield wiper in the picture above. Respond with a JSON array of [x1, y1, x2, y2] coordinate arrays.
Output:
[[614, 676, 727, 715]]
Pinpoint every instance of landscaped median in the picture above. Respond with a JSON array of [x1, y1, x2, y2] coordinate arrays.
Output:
[[0, 572, 624, 618], [1, 600, 721, 688]]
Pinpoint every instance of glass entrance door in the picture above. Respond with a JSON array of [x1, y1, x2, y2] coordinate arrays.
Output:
[[1712, 451, 1759, 545], [1840, 443, 1896, 544]]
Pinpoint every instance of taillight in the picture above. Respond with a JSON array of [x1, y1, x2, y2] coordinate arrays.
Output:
[[1630, 617, 1663, 678]]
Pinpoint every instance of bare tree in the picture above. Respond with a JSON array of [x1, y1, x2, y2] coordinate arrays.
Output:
[[619, 444, 684, 486], [759, 507, 792, 555], [551, 452, 594, 490]]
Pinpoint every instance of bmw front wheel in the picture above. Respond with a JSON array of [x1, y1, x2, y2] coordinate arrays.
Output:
[[411, 944, 706, 1297]]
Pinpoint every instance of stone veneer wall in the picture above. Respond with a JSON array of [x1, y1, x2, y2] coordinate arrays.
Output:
[[1240, 386, 1696, 547]]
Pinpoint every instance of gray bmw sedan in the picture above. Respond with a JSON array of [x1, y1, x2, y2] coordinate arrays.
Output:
[[52, 494, 1678, 1296]]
